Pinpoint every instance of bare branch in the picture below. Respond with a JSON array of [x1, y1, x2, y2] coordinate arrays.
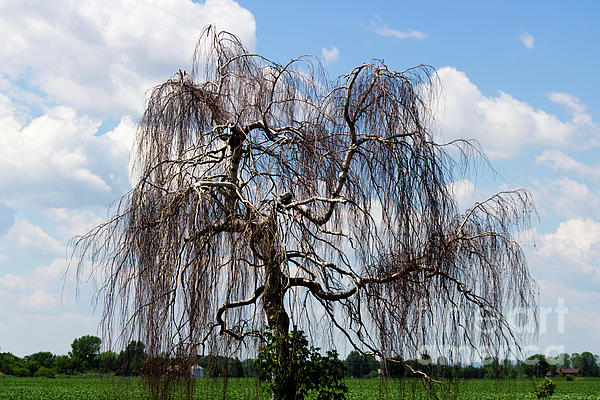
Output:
[[71, 26, 537, 400]]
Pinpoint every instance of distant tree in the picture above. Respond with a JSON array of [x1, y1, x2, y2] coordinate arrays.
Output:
[[461, 365, 483, 379], [366, 355, 380, 377], [69, 335, 101, 371], [24, 352, 55, 369], [345, 351, 378, 378], [578, 352, 599, 377], [73, 27, 536, 399], [504, 359, 519, 379], [524, 354, 551, 378], [97, 351, 119, 374], [33, 366, 56, 378], [383, 357, 432, 378], [241, 358, 258, 377], [24, 360, 40, 376], [557, 353, 571, 369], [13, 366, 29, 377], [54, 355, 74, 374], [383, 357, 406, 378], [227, 357, 244, 378], [432, 357, 452, 379], [0, 352, 22, 375], [119, 341, 146, 376], [196, 354, 244, 378], [483, 357, 511, 380]]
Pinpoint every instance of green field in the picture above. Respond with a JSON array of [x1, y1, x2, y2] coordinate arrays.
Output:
[[1, 376, 599, 399]]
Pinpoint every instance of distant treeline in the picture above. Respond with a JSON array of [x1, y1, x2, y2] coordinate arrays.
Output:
[[381, 352, 600, 379], [1, 336, 598, 380], [0, 336, 147, 378]]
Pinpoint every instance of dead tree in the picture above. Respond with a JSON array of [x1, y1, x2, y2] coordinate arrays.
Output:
[[73, 27, 536, 399]]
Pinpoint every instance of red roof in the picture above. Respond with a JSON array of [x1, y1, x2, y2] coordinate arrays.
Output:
[[557, 368, 580, 374], [546, 368, 581, 377]]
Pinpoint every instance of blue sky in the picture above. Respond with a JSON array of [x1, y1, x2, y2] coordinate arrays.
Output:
[[0, 0, 599, 360]]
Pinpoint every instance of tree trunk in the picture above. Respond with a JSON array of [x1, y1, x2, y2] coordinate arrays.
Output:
[[261, 219, 297, 400]]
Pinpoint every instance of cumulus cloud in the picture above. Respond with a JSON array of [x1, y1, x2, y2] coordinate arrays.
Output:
[[19, 289, 59, 311], [0, 0, 256, 117], [0, 273, 25, 291], [1, 215, 64, 257], [538, 218, 600, 280], [321, 46, 340, 64], [0, 202, 15, 235], [0, 0, 259, 357], [0, 258, 66, 316], [0, 0, 256, 210], [518, 32, 535, 49], [0, 254, 95, 317], [531, 177, 600, 220], [43, 208, 106, 240], [0, 98, 136, 208], [434, 67, 600, 159], [18, 258, 79, 311], [536, 150, 600, 181]]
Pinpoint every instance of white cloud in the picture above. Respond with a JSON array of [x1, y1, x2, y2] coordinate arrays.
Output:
[[0, 254, 95, 318], [32, 258, 70, 282], [518, 32, 535, 49], [0, 99, 136, 208], [0, 273, 25, 291], [1, 215, 64, 257], [531, 177, 600, 220], [0, 258, 67, 315], [536, 150, 600, 181], [548, 92, 593, 125], [19, 289, 59, 311], [106, 116, 136, 158], [0, 0, 258, 357], [43, 208, 106, 241], [447, 179, 476, 211], [374, 19, 426, 39], [321, 46, 339, 64], [0, 0, 257, 117], [434, 67, 600, 159], [0, 0, 255, 211], [538, 218, 600, 280]]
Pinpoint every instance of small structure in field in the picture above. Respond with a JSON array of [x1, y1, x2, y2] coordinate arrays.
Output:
[[191, 365, 204, 378]]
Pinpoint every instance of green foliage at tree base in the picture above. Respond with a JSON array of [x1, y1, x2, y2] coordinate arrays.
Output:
[[257, 330, 348, 400], [532, 378, 557, 398]]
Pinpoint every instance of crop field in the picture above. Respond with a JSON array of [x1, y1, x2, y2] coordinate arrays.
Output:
[[1, 376, 600, 399]]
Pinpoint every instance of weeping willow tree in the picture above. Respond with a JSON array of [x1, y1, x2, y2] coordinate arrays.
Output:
[[73, 27, 536, 399]]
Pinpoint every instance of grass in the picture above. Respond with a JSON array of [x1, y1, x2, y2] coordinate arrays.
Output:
[[1, 375, 600, 399]]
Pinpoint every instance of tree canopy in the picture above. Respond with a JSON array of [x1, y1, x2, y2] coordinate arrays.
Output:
[[73, 27, 536, 399], [69, 335, 101, 363]]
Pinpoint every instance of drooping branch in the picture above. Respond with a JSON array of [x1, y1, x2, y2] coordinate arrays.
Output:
[[215, 285, 265, 339], [71, 27, 537, 400]]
